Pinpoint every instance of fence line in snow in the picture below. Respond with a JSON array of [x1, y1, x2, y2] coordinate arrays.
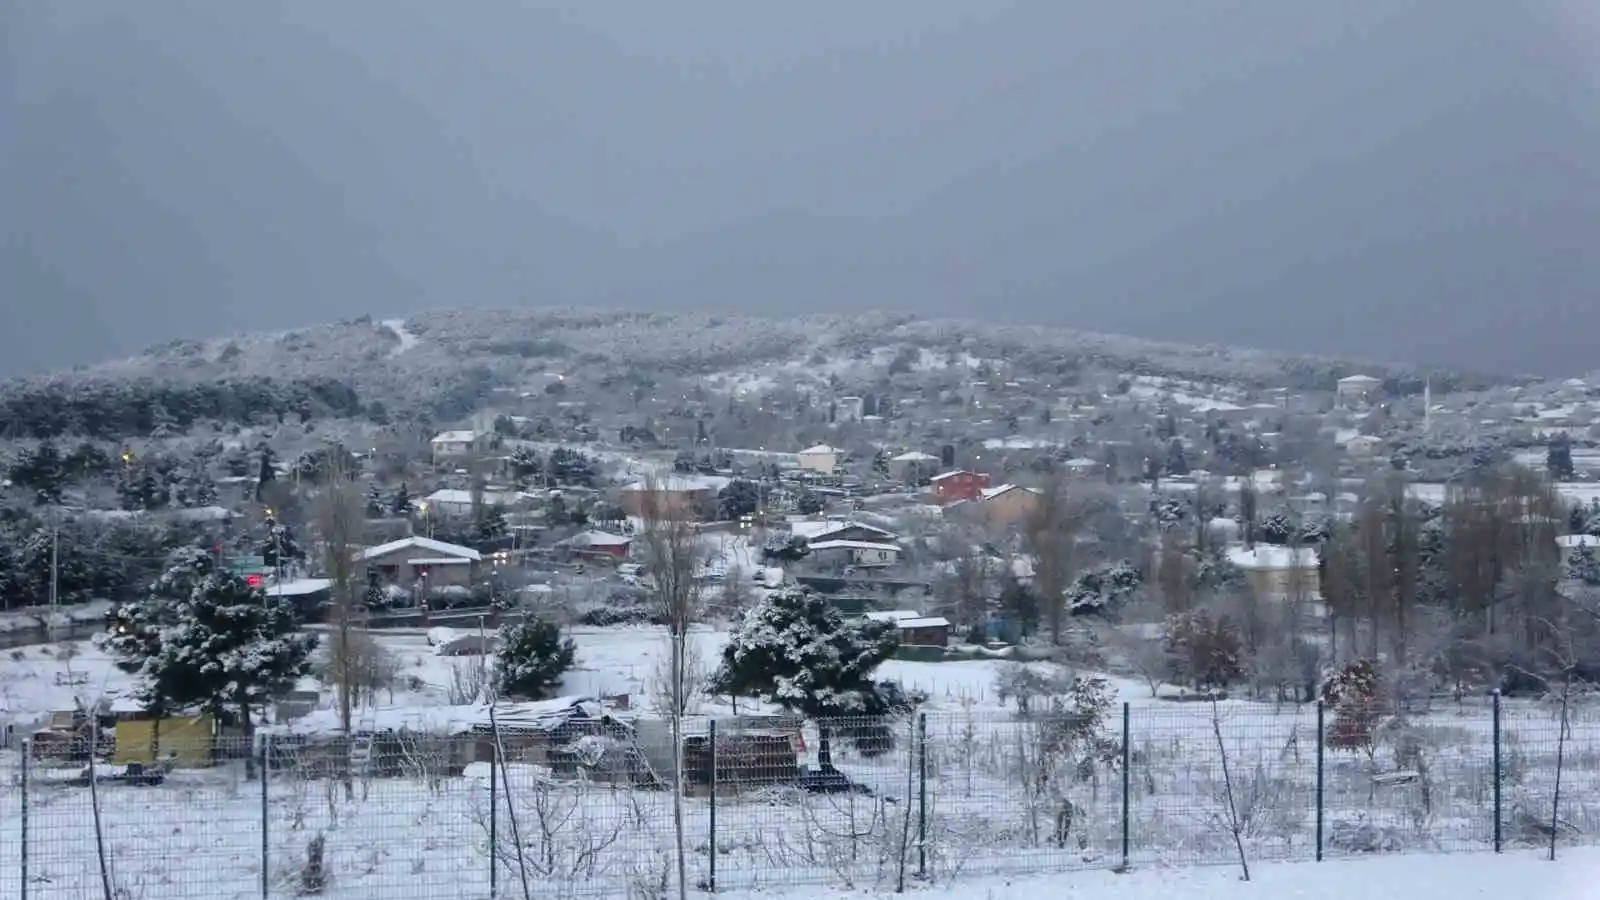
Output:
[[2, 697, 1597, 898]]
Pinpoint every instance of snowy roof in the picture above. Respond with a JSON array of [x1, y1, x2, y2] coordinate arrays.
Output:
[[620, 475, 727, 492], [409, 557, 473, 565], [1226, 545, 1319, 570], [799, 444, 839, 455], [863, 610, 924, 623], [891, 451, 938, 462], [267, 578, 331, 597], [1063, 457, 1100, 467], [431, 430, 477, 444], [1338, 374, 1381, 384], [808, 539, 902, 553], [562, 530, 631, 547], [359, 536, 482, 563], [895, 616, 950, 629], [424, 489, 475, 505], [791, 519, 898, 541], [262, 697, 605, 738], [981, 484, 1040, 501], [173, 506, 234, 522], [929, 470, 976, 482]]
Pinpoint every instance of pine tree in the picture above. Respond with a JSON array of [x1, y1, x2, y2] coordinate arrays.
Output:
[[391, 482, 413, 516], [1164, 438, 1190, 476], [1548, 436, 1575, 480], [365, 482, 386, 517], [494, 619, 577, 700], [717, 479, 761, 520], [708, 586, 899, 772], [10, 441, 68, 505], [175, 462, 218, 508], [102, 548, 316, 753], [256, 446, 277, 502]]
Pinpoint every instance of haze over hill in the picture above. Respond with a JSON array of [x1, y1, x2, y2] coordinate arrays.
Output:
[[6, 1, 1600, 377]]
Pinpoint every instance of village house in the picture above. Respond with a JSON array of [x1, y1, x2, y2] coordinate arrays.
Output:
[[559, 530, 633, 559], [1062, 457, 1102, 479], [1336, 374, 1382, 406], [1226, 544, 1320, 597], [929, 469, 991, 504], [807, 539, 902, 568], [888, 451, 939, 482], [618, 475, 723, 520], [421, 488, 517, 517], [797, 444, 841, 474], [790, 518, 900, 545], [431, 430, 489, 465], [977, 483, 1043, 527], [359, 536, 482, 590], [863, 610, 952, 648], [835, 396, 865, 423]]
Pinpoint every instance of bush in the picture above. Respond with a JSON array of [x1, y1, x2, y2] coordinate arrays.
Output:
[[494, 619, 577, 701]]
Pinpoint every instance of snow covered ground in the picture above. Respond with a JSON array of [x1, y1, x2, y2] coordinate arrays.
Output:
[[380, 318, 420, 356], [3, 622, 1598, 899], [726, 848, 1600, 900]]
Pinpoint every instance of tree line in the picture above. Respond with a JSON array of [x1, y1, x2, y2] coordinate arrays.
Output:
[[0, 375, 369, 440]]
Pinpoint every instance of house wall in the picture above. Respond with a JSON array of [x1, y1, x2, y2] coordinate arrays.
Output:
[[1243, 566, 1320, 597], [797, 451, 837, 474], [363, 547, 477, 589], [932, 472, 988, 504], [621, 488, 714, 520], [982, 490, 1040, 526], [848, 547, 898, 567], [899, 625, 950, 647]]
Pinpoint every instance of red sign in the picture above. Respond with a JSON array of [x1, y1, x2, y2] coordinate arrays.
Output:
[[246, 574, 262, 587]]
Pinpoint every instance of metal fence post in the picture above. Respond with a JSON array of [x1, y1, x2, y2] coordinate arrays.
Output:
[[916, 712, 927, 880], [21, 737, 29, 900], [1120, 702, 1131, 870], [1315, 701, 1325, 862], [489, 738, 499, 898], [261, 735, 270, 900], [708, 718, 717, 893], [1492, 690, 1503, 853]]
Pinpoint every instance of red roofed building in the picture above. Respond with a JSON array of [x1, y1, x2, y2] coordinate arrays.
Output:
[[928, 470, 991, 504]]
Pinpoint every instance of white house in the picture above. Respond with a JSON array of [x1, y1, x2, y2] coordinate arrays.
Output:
[[1344, 434, 1382, 457], [431, 430, 486, 464], [421, 488, 513, 517], [797, 444, 840, 474], [1226, 544, 1320, 597], [1336, 375, 1382, 405], [807, 539, 902, 568]]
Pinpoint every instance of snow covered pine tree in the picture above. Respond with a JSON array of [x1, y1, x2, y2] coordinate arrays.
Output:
[[709, 585, 901, 777], [101, 547, 316, 760]]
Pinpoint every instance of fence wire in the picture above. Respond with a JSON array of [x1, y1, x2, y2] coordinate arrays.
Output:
[[2, 698, 1597, 898]]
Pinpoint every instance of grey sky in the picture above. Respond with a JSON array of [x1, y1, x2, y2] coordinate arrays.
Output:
[[5, 1, 1599, 378]]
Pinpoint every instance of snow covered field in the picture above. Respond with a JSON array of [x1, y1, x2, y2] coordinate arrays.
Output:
[[733, 849, 1600, 900], [2, 625, 1598, 898]]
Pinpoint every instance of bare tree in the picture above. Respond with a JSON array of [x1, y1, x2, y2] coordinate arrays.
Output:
[[636, 475, 704, 900], [317, 451, 366, 794], [1024, 477, 1111, 645], [1210, 697, 1251, 881]]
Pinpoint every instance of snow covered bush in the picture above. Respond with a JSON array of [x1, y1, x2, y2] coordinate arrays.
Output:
[[708, 585, 899, 772], [1163, 608, 1244, 690], [1321, 659, 1385, 756], [493, 618, 576, 701], [100, 546, 317, 743]]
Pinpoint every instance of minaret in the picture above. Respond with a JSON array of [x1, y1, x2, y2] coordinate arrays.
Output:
[[1423, 379, 1432, 435]]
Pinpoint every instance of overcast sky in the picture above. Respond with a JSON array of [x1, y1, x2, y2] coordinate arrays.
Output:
[[5, 1, 1600, 377]]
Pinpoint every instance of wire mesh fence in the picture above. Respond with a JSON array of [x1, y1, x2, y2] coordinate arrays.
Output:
[[2, 697, 1598, 898]]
